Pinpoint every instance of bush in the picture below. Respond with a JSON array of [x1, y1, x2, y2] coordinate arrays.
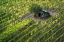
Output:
[[29, 4, 42, 14]]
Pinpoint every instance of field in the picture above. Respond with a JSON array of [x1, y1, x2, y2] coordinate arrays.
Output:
[[0, 0, 64, 42]]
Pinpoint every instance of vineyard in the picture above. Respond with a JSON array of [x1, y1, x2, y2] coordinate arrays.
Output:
[[0, 0, 64, 42]]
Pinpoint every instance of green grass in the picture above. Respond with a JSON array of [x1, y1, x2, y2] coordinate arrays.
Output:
[[0, 0, 64, 42]]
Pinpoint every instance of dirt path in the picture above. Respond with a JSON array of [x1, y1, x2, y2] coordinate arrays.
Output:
[[21, 9, 59, 23], [48, 9, 59, 16]]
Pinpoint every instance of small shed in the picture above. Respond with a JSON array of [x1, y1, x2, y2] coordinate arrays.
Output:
[[35, 10, 51, 19]]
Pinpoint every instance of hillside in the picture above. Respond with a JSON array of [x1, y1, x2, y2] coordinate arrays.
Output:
[[0, 0, 64, 42]]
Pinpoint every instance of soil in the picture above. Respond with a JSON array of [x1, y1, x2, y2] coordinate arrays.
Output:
[[21, 9, 59, 23]]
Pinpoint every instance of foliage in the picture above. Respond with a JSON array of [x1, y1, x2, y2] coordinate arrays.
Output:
[[0, 0, 64, 42], [29, 4, 42, 14]]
